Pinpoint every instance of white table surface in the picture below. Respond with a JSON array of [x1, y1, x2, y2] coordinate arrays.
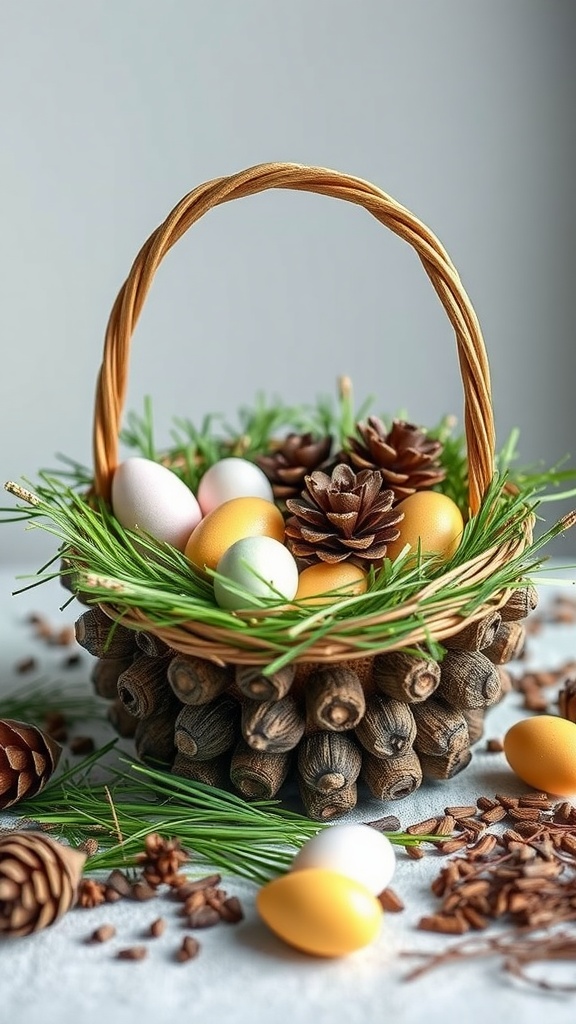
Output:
[[1, 561, 576, 1024]]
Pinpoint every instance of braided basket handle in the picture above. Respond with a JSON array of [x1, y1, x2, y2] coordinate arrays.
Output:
[[93, 162, 495, 514]]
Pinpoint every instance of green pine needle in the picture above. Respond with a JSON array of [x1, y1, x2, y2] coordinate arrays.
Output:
[[2, 392, 576, 677], [0, 677, 106, 727], [12, 747, 439, 883]]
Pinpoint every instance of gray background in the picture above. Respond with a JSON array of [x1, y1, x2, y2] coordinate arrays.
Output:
[[1, 0, 575, 567]]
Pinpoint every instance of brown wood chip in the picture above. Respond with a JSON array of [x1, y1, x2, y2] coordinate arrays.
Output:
[[377, 887, 405, 912], [117, 946, 148, 961]]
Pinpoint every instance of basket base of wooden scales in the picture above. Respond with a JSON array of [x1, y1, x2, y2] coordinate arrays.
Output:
[[72, 585, 536, 821]]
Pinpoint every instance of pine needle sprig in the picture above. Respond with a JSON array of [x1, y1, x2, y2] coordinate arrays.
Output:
[[13, 749, 443, 884], [3, 467, 574, 675]]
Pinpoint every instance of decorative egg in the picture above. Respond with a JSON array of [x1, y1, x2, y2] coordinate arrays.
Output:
[[503, 715, 576, 796], [185, 496, 285, 574], [111, 457, 202, 552], [256, 868, 383, 957], [197, 457, 274, 515], [295, 562, 368, 606], [214, 536, 299, 610], [384, 491, 464, 563], [290, 823, 396, 895]]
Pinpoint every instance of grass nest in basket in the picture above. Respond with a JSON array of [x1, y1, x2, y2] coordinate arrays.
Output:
[[3, 387, 575, 675], [3, 163, 576, 819]]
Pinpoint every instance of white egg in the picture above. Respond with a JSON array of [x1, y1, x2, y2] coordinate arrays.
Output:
[[111, 456, 202, 552], [214, 535, 299, 610], [197, 457, 274, 514], [290, 822, 396, 896]]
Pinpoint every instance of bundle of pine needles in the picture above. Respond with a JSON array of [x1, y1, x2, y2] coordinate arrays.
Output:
[[14, 745, 439, 883]]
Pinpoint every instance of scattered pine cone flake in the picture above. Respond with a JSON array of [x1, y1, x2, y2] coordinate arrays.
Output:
[[558, 677, 576, 723], [135, 833, 189, 889], [76, 878, 107, 909], [405, 792, 576, 937]]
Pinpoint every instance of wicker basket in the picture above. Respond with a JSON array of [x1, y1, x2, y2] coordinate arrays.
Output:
[[69, 163, 537, 818]]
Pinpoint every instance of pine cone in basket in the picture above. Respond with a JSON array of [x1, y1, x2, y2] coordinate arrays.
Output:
[[0, 719, 62, 810], [342, 417, 445, 502], [0, 832, 86, 937], [284, 464, 404, 567], [256, 433, 333, 501]]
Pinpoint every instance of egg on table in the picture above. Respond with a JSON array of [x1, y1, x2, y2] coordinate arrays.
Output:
[[256, 867, 383, 957], [185, 496, 285, 574], [384, 490, 464, 563], [111, 456, 202, 552], [214, 535, 299, 610], [197, 457, 274, 515], [290, 822, 396, 895], [503, 715, 576, 796]]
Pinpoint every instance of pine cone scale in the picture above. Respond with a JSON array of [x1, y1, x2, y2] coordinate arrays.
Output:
[[0, 719, 62, 809], [325, 511, 359, 537], [295, 526, 336, 545], [6, 746, 28, 771], [285, 503, 328, 527], [17, 772, 35, 800]]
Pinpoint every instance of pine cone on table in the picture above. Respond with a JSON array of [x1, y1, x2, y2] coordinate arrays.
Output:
[[256, 433, 333, 501], [342, 417, 445, 502], [0, 832, 86, 937], [284, 464, 404, 568], [0, 719, 62, 809]]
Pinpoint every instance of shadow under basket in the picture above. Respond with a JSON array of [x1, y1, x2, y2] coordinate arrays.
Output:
[[59, 162, 541, 820]]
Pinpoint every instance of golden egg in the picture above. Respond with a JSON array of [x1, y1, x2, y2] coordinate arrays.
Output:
[[504, 715, 576, 796], [256, 868, 383, 957], [385, 491, 464, 563], [295, 562, 368, 607], [185, 496, 285, 573]]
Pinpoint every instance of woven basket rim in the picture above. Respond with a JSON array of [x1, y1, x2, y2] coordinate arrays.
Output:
[[92, 517, 533, 667], [82, 161, 524, 667]]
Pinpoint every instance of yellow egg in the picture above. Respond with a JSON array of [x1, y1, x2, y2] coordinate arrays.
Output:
[[503, 715, 576, 796], [295, 562, 368, 606], [256, 867, 383, 958], [385, 491, 464, 563], [185, 497, 285, 573]]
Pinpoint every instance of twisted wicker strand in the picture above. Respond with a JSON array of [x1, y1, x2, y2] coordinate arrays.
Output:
[[93, 162, 494, 513]]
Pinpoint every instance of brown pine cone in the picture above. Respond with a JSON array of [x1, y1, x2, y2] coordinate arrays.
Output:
[[0, 832, 86, 937], [285, 464, 404, 568], [0, 719, 62, 809], [342, 418, 445, 502], [256, 433, 333, 501]]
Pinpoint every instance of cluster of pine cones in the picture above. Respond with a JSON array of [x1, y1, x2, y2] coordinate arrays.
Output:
[[255, 418, 447, 569]]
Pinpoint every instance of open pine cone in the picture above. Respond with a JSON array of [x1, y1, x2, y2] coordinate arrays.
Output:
[[284, 464, 403, 567], [256, 433, 333, 501], [0, 832, 86, 937], [342, 417, 445, 502], [0, 719, 62, 810]]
